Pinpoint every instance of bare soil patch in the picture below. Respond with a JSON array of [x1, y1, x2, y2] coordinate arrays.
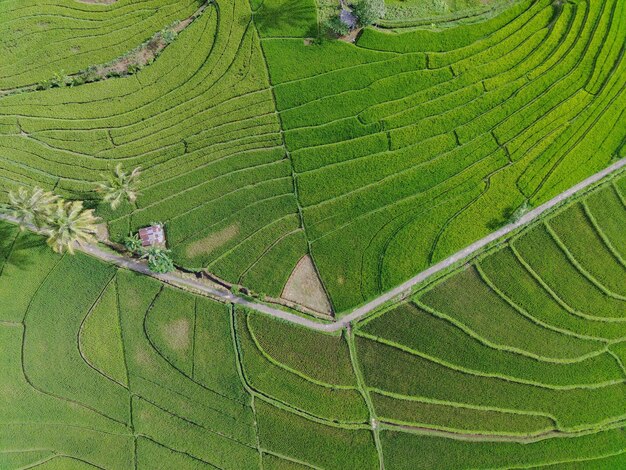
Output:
[[340, 27, 362, 43], [95, 223, 109, 242], [186, 223, 239, 258], [161, 318, 191, 351], [281, 255, 332, 316], [135, 348, 153, 367]]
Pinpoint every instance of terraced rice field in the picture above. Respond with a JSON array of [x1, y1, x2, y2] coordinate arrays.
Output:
[[0, 0, 202, 89], [1, 0, 623, 312], [1, 169, 624, 468], [1, 0, 309, 301], [264, 0, 626, 311], [379, 0, 517, 29], [354, 172, 626, 467]]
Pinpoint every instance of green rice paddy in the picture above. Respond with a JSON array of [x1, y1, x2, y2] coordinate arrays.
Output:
[[1, 164, 624, 469], [0, 0, 623, 311], [1, 0, 625, 467]]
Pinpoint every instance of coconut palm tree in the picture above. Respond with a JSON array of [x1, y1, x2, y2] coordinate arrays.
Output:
[[5, 186, 58, 230], [97, 164, 141, 210], [45, 200, 99, 254]]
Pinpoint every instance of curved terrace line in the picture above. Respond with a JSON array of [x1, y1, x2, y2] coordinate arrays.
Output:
[[0, 1, 210, 96], [1, 157, 625, 332]]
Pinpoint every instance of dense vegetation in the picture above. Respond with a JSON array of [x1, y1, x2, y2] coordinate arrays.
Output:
[[1, 0, 624, 312], [1, 169, 624, 468]]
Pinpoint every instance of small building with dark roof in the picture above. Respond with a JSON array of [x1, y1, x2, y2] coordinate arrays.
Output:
[[340, 8, 357, 29], [138, 224, 166, 248]]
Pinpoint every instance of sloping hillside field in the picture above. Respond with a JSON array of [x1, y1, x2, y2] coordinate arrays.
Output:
[[0, 0, 624, 312], [0, 0, 202, 89], [1, 170, 625, 467], [263, 0, 626, 310]]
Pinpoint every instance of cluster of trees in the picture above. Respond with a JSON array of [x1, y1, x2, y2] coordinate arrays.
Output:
[[325, 0, 385, 36], [352, 0, 386, 26], [124, 233, 175, 274], [1, 163, 174, 273], [3, 187, 99, 254]]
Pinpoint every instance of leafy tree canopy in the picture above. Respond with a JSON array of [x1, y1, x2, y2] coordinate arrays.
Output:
[[353, 0, 385, 26]]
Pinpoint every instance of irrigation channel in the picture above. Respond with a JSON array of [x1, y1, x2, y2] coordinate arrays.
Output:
[[2, 156, 625, 332]]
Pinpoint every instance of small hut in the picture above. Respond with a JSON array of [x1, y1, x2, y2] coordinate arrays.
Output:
[[339, 8, 357, 29], [138, 224, 166, 248]]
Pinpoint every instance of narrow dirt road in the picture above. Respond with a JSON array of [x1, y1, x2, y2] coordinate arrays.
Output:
[[2, 157, 625, 331]]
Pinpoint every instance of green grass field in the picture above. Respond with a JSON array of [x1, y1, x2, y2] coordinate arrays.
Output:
[[1, 170, 625, 468], [0, 0, 623, 312]]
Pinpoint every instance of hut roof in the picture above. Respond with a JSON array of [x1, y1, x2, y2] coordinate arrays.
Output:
[[138, 224, 165, 247], [340, 9, 357, 28]]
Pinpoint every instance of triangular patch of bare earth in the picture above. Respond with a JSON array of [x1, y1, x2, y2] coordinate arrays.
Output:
[[281, 255, 333, 317]]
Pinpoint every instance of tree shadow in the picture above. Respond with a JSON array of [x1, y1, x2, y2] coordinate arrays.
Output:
[[0, 223, 18, 258], [254, 0, 318, 38], [68, 190, 100, 210], [485, 205, 515, 231], [0, 223, 48, 272]]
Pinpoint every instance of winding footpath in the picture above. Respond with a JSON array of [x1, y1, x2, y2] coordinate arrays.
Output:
[[2, 157, 625, 332]]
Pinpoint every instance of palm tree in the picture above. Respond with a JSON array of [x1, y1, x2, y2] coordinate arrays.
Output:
[[5, 186, 58, 230], [97, 164, 141, 210], [45, 200, 99, 254]]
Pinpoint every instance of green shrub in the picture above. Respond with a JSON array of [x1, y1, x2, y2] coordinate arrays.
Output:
[[124, 233, 143, 253], [324, 15, 350, 36], [141, 247, 175, 273]]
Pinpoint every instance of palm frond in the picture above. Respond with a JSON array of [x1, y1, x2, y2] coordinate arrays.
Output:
[[5, 186, 58, 229], [46, 200, 99, 254], [96, 164, 142, 210]]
